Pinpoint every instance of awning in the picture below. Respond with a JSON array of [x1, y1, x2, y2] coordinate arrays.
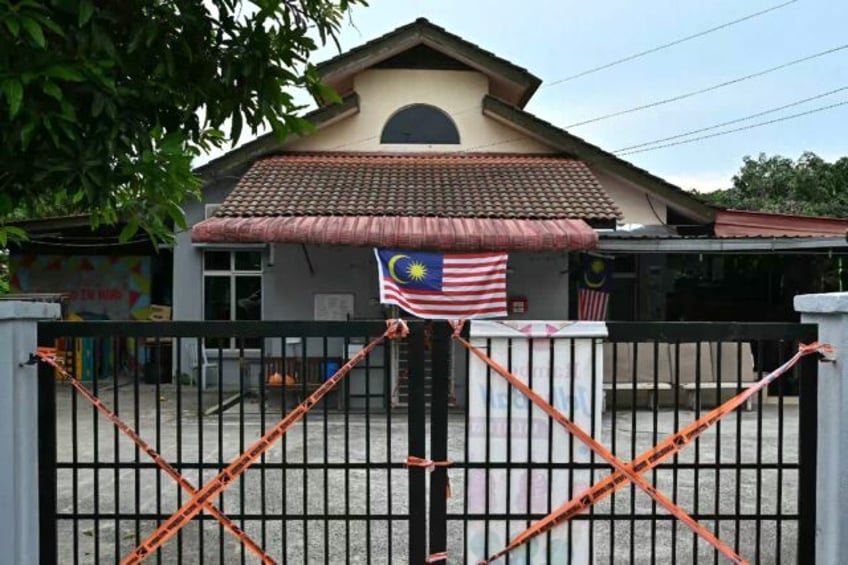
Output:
[[191, 215, 598, 251]]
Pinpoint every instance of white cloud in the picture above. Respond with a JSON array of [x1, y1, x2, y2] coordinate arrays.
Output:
[[663, 171, 734, 193]]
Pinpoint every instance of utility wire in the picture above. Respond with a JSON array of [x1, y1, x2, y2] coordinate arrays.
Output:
[[545, 0, 799, 87], [566, 43, 848, 128], [614, 85, 848, 153], [324, 2, 805, 151], [615, 99, 848, 156]]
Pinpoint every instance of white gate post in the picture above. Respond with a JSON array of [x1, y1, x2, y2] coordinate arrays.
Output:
[[0, 300, 61, 565], [794, 292, 848, 565]]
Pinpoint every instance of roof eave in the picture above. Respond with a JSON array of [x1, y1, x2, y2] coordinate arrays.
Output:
[[193, 93, 360, 180], [598, 235, 848, 253], [316, 19, 541, 109], [482, 95, 718, 224]]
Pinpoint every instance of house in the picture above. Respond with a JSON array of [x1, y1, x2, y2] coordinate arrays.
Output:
[[183, 20, 710, 317], [158, 19, 848, 402]]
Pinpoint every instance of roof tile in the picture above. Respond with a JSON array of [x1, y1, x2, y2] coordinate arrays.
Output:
[[215, 153, 622, 221]]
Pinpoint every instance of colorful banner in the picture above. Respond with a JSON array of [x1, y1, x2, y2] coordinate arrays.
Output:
[[466, 320, 605, 564], [10, 255, 151, 320]]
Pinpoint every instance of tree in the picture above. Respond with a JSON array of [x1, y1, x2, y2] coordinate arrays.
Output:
[[700, 152, 848, 217], [0, 0, 366, 246]]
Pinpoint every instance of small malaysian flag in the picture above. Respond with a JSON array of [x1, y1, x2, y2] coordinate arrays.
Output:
[[375, 249, 508, 319], [578, 253, 613, 321]]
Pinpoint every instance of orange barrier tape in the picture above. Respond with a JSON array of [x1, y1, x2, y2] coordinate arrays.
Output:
[[457, 333, 830, 565], [34, 348, 277, 565], [121, 319, 409, 564], [405, 456, 454, 470], [406, 456, 454, 499], [426, 551, 448, 563], [452, 330, 749, 564]]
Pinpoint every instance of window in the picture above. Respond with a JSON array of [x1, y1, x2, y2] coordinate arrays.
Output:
[[203, 250, 262, 349], [380, 104, 460, 144]]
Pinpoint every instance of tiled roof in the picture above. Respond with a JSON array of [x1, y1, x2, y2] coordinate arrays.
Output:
[[214, 153, 622, 221]]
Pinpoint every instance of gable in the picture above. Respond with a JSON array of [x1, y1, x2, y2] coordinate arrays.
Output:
[[287, 69, 555, 154], [316, 18, 541, 108]]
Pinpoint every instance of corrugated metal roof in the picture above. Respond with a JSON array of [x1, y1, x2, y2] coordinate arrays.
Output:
[[715, 209, 848, 237]]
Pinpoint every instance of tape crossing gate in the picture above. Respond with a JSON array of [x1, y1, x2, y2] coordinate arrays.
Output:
[[34, 318, 824, 564]]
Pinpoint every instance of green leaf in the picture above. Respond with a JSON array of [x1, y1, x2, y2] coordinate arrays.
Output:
[[119, 218, 139, 242], [42, 81, 62, 101], [20, 16, 45, 47], [34, 14, 65, 37], [0, 193, 12, 215], [21, 121, 36, 149], [4, 17, 20, 38], [78, 0, 94, 27], [2, 80, 23, 118], [91, 94, 104, 117], [4, 226, 27, 240], [45, 65, 84, 82]]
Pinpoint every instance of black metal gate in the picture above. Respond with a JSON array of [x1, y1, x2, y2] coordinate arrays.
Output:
[[38, 320, 817, 564], [425, 321, 818, 565]]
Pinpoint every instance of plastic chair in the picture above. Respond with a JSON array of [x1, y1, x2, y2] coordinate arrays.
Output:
[[186, 341, 218, 390]]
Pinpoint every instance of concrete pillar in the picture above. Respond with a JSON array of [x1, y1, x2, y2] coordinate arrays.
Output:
[[794, 292, 848, 565], [0, 301, 61, 565]]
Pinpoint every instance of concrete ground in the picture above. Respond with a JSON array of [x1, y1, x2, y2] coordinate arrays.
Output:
[[54, 380, 801, 564]]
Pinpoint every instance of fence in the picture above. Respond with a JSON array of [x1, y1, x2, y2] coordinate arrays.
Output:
[[36, 319, 817, 564]]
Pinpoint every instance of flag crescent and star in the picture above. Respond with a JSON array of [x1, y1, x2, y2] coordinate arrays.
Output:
[[583, 257, 607, 289], [387, 253, 411, 284]]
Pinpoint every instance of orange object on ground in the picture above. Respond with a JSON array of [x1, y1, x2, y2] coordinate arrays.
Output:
[[121, 319, 409, 564], [267, 372, 283, 385]]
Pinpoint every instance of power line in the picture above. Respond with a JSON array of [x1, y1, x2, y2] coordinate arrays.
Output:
[[545, 0, 799, 88], [565, 43, 848, 128], [613, 85, 848, 153], [322, 3, 806, 152], [615, 99, 848, 156]]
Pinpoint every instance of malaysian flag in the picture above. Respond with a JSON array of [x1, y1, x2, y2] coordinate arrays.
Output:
[[578, 253, 613, 321], [375, 249, 508, 319]]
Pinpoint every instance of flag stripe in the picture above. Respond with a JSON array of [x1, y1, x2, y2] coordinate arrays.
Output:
[[383, 291, 505, 308], [382, 278, 505, 294], [578, 288, 609, 321], [382, 289, 506, 304], [443, 275, 508, 284], [443, 268, 508, 278], [443, 255, 509, 265], [384, 295, 506, 317]]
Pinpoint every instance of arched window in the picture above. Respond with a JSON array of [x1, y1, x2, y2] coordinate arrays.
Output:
[[380, 104, 460, 144]]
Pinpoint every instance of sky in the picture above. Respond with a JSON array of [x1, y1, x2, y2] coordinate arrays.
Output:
[[207, 0, 848, 192]]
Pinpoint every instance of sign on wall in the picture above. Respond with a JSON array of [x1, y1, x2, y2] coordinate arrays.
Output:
[[10, 255, 152, 320], [314, 292, 355, 321], [466, 320, 606, 564]]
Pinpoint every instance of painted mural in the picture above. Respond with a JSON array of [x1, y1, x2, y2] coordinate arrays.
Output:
[[10, 255, 152, 320]]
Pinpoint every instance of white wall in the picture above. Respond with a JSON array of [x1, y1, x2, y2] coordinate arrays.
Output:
[[590, 166, 668, 226], [288, 69, 555, 154], [264, 245, 568, 322]]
